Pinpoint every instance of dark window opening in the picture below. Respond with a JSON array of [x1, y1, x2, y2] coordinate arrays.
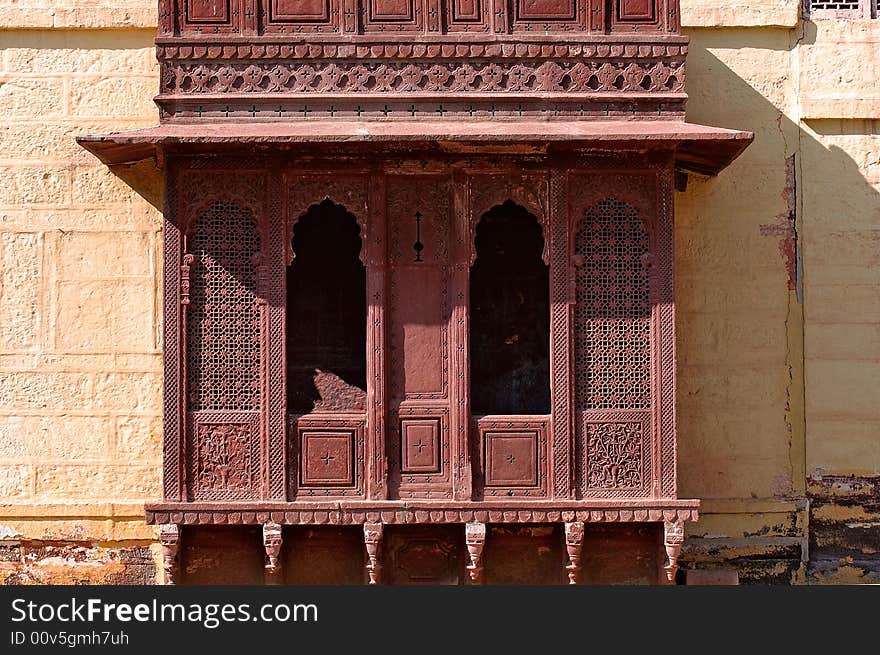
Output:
[[470, 201, 550, 415], [287, 199, 367, 414]]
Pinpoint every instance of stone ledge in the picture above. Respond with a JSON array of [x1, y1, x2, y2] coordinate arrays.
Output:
[[801, 99, 880, 120], [0, 501, 146, 518], [681, 3, 800, 28], [0, 7, 156, 30], [145, 500, 701, 526]]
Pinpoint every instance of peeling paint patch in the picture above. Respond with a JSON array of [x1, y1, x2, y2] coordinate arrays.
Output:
[[759, 154, 798, 291], [1, 540, 156, 585], [0, 525, 21, 539], [807, 474, 880, 583]]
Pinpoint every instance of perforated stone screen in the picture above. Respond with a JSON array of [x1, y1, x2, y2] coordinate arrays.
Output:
[[186, 200, 262, 412], [574, 199, 651, 411]]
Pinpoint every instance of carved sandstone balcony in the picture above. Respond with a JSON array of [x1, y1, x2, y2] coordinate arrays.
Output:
[[76, 0, 755, 585]]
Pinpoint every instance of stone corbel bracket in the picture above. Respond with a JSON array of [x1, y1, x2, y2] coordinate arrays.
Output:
[[465, 521, 487, 584], [364, 522, 384, 585], [159, 523, 180, 586], [263, 521, 283, 584]]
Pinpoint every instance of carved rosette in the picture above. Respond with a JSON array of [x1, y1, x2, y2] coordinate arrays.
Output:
[[364, 522, 384, 585], [263, 521, 283, 584], [662, 519, 685, 584], [564, 521, 585, 585], [465, 521, 487, 584], [159, 524, 180, 586]]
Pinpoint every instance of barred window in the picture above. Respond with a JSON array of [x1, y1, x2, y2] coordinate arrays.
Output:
[[806, 0, 876, 17]]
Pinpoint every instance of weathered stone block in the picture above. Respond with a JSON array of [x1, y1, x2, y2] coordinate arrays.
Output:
[[34, 464, 159, 500], [55, 280, 155, 353], [116, 415, 161, 463], [0, 465, 33, 500], [57, 231, 152, 279], [0, 78, 64, 118], [0, 167, 69, 206], [91, 372, 161, 412], [0, 232, 41, 351], [29, 415, 114, 460], [69, 77, 157, 118]]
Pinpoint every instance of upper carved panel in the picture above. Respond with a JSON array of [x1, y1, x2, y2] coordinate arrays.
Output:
[[156, 0, 686, 119], [160, 0, 679, 37]]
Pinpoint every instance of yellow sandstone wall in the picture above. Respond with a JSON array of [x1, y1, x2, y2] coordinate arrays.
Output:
[[677, 4, 880, 582], [0, 4, 162, 583], [0, 1, 876, 584]]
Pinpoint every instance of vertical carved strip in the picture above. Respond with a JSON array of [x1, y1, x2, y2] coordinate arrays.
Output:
[[564, 521, 585, 585], [343, 0, 357, 32], [158, 0, 174, 35], [180, 253, 193, 306], [257, 256, 270, 498], [657, 166, 676, 497], [427, 0, 441, 31], [164, 163, 183, 501], [465, 521, 486, 584], [242, 0, 257, 34], [364, 522, 384, 584], [662, 519, 684, 584], [267, 169, 286, 499], [589, 0, 604, 31], [263, 521, 283, 584], [491, 0, 508, 33], [159, 524, 180, 585], [366, 172, 388, 500], [549, 169, 573, 499], [451, 171, 472, 500]]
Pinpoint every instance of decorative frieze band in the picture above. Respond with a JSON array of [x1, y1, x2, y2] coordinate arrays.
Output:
[[157, 41, 688, 61], [146, 504, 699, 525], [162, 59, 685, 96]]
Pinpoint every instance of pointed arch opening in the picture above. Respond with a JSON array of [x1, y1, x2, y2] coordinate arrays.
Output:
[[470, 200, 550, 415], [287, 199, 367, 414]]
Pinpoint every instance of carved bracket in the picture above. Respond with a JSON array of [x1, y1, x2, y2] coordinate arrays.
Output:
[[465, 521, 487, 584], [662, 519, 685, 584], [564, 521, 585, 585], [159, 523, 180, 585], [263, 521, 283, 584], [364, 522, 384, 585]]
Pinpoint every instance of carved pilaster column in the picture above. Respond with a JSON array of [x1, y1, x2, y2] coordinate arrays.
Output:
[[465, 522, 487, 584], [263, 521, 283, 585], [364, 522, 384, 585], [159, 524, 180, 585], [662, 520, 685, 584], [564, 521, 585, 585]]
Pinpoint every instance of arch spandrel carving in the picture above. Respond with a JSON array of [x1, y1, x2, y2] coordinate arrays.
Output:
[[179, 170, 269, 237], [467, 173, 550, 266], [285, 175, 372, 266]]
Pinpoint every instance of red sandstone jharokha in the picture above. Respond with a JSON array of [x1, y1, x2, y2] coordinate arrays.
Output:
[[78, 0, 753, 584]]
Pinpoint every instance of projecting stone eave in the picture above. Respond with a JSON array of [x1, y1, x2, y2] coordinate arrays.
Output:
[[77, 119, 753, 177]]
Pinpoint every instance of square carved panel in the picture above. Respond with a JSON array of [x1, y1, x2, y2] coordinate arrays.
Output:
[[451, 0, 481, 20], [484, 431, 538, 487], [516, 0, 576, 20], [371, 0, 415, 20], [616, 0, 654, 20], [188, 411, 261, 501], [301, 430, 355, 486], [401, 418, 441, 473], [272, 0, 330, 20], [185, 0, 230, 23], [362, 0, 424, 31], [444, 0, 489, 31]]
